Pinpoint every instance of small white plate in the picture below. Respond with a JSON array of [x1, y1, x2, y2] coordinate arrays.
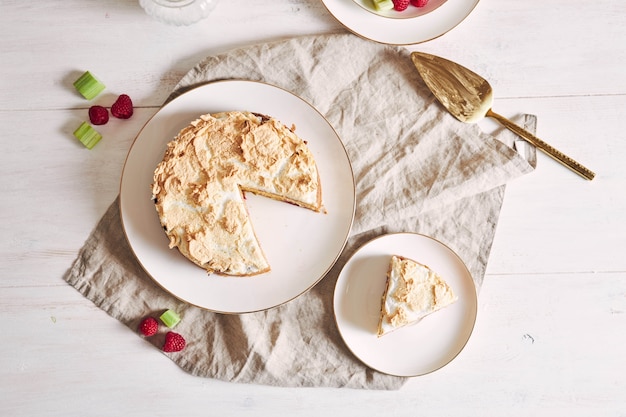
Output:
[[333, 233, 477, 376], [321, 0, 480, 45], [120, 80, 355, 313]]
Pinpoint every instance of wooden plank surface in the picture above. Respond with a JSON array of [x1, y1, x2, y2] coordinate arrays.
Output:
[[1, 0, 625, 415]]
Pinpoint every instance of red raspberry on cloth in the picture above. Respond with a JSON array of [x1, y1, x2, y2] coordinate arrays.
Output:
[[138, 317, 159, 337], [88, 105, 109, 125], [393, 0, 410, 11], [162, 331, 186, 352], [411, 0, 429, 6], [111, 94, 133, 119]]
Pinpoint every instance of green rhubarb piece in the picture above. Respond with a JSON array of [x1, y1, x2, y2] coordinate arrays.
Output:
[[73, 122, 102, 149], [160, 309, 181, 328], [73, 71, 106, 100], [372, 0, 394, 11]]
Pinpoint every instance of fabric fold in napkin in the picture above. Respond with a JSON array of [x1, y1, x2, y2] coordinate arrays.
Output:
[[64, 33, 536, 390]]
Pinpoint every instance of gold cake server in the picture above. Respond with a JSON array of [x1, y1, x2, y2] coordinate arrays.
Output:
[[411, 52, 595, 180]]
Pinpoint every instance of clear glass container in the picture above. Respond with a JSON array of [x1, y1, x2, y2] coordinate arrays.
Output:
[[139, 0, 219, 26]]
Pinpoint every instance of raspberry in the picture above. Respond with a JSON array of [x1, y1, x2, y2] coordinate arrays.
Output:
[[393, 0, 410, 11], [162, 331, 186, 352], [88, 105, 109, 125], [138, 316, 158, 337], [411, 0, 429, 6], [111, 94, 133, 119]]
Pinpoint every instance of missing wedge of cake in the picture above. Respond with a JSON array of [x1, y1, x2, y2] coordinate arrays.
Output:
[[151, 111, 323, 277], [377, 255, 457, 337]]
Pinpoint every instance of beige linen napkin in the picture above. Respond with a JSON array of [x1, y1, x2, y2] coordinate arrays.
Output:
[[64, 33, 535, 389]]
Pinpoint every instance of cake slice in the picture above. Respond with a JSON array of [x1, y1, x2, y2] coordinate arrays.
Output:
[[377, 255, 457, 337]]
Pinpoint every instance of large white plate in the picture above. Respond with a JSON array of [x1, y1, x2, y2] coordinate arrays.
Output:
[[333, 233, 477, 376], [120, 80, 355, 313], [321, 0, 480, 45]]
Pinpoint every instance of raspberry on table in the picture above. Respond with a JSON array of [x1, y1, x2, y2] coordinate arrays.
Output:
[[162, 331, 186, 352], [138, 316, 159, 337], [88, 105, 109, 125], [111, 94, 134, 119]]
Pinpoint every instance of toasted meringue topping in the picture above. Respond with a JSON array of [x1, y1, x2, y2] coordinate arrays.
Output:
[[152, 111, 323, 276]]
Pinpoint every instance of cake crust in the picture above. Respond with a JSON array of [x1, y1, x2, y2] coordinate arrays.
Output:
[[151, 111, 323, 276]]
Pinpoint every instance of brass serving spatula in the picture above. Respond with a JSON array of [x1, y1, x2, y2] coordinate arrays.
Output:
[[411, 52, 595, 180]]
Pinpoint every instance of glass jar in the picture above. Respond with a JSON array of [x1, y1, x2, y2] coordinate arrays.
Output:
[[139, 0, 219, 26]]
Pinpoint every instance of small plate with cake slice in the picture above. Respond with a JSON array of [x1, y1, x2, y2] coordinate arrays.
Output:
[[120, 80, 355, 313], [333, 232, 477, 376]]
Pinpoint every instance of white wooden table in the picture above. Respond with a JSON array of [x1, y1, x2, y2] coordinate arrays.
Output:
[[2, 1, 625, 415]]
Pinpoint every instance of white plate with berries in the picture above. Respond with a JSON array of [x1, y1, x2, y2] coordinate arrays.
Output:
[[321, 0, 480, 45]]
